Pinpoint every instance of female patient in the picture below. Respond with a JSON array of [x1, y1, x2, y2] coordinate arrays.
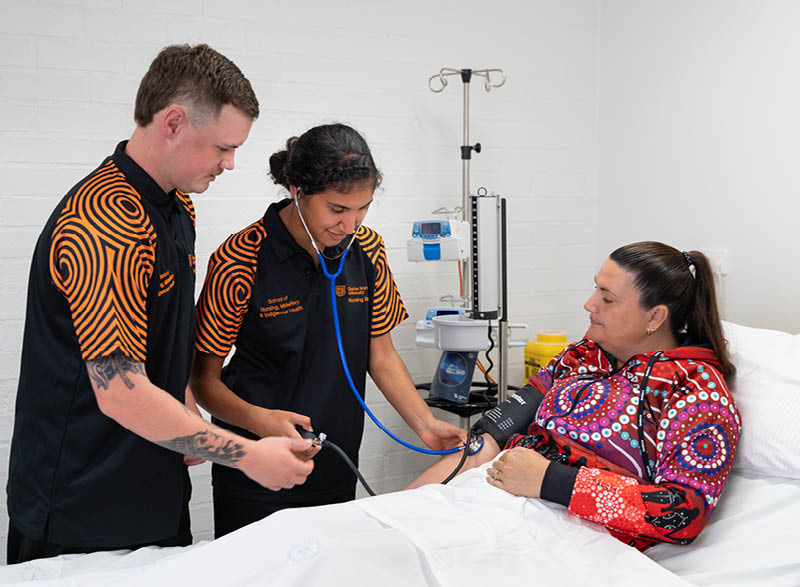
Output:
[[409, 242, 741, 550]]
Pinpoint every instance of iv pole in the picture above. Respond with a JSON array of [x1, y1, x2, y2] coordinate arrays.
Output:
[[428, 68, 509, 401]]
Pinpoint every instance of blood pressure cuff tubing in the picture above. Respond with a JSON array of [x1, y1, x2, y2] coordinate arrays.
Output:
[[471, 385, 545, 448]]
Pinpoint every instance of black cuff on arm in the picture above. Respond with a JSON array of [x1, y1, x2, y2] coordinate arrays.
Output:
[[471, 385, 546, 448], [540, 462, 580, 507]]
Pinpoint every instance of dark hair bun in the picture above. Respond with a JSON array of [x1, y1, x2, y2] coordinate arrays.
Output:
[[268, 150, 289, 188], [268, 124, 381, 195], [268, 136, 299, 189]]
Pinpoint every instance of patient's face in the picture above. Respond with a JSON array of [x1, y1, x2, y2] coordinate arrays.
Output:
[[583, 259, 651, 361]]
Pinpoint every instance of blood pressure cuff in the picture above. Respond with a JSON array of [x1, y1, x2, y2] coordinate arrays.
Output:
[[471, 385, 545, 448]]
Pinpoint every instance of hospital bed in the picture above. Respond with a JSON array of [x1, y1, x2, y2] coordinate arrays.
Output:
[[2, 322, 798, 586]]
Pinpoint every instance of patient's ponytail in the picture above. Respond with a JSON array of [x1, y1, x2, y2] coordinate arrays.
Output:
[[683, 250, 735, 380], [610, 242, 735, 380]]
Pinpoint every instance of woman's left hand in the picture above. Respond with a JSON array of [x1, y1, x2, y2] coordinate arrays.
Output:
[[486, 447, 550, 498], [418, 417, 467, 451]]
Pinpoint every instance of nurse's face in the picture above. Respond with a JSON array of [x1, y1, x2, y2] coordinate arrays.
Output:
[[295, 184, 374, 248], [165, 104, 253, 194]]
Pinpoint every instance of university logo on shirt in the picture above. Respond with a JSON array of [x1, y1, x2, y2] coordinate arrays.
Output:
[[346, 285, 368, 304], [335, 285, 346, 297]]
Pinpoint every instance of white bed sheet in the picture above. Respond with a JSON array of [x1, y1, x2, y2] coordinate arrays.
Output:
[[0, 462, 691, 587], [2, 465, 797, 586]]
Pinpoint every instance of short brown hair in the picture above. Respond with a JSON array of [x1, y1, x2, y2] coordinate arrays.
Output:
[[134, 44, 259, 126]]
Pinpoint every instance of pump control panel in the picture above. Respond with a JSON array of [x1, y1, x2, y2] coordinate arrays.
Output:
[[407, 219, 469, 262]]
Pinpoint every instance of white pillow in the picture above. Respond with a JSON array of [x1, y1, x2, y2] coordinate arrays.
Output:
[[722, 321, 800, 479]]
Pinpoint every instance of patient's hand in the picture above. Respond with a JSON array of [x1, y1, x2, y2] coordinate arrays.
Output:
[[486, 447, 549, 498]]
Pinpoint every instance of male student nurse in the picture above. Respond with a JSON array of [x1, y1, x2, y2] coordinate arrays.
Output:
[[6, 44, 313, 565]]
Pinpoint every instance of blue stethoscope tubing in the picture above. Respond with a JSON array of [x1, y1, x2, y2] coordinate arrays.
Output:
[[318, 250, 467, 456]]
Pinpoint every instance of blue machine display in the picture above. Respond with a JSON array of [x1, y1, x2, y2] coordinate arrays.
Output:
[[423, 306, 466, 324], [407, 219, 469, 261], [429, 350, 478, 403]]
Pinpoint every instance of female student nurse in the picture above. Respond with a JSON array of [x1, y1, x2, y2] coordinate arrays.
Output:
[[191, 123, 465, 537]]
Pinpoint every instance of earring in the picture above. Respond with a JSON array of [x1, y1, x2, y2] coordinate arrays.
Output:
[[646, 327, 654, 336]]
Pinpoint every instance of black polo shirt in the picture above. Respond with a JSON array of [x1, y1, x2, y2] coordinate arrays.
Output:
[[7, 141, 197, 547], [195, 199, 407, 503]]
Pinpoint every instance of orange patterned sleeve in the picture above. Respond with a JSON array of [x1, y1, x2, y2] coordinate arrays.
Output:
[[195, 221, 266, 357], [175, 190, 196, 227], [356, 227, 408, 337], [49, 161, 156, 362]]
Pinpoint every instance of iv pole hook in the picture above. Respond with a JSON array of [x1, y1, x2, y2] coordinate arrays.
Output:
[[428, 68, 506, 93]]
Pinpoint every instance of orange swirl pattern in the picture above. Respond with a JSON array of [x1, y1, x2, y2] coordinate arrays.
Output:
[[175, 190, 196, 226], [195, 220, 267, 357], [49, 160, 156, 362], [356, 226, 408, 336]]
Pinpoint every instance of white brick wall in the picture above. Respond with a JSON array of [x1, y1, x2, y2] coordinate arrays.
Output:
[[0, 0, 598, 559]]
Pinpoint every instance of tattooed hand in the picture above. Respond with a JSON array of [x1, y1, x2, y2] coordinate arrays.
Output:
[[159, 432, 314, 491]]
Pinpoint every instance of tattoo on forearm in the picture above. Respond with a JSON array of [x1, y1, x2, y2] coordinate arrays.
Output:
[[157, 429, 247, 466], [87, 352, 146, 390]]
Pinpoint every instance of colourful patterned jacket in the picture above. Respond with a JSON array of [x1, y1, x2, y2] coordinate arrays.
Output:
[[506, 339, 740, 550]]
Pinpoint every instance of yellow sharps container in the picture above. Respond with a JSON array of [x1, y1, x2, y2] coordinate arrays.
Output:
[[524, 331, 568, 383]]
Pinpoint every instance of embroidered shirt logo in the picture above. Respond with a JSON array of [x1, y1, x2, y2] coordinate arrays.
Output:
[[260, 295, 304, 319], [346, 285, 368, 304], [335, 285, 346, 297], [187, 253, 196, 274], [158, 270, 175, 297]]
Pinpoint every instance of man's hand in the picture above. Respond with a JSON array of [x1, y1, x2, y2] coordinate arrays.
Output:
[[240, 437, 316, 491], [86, 354, 315, 492]]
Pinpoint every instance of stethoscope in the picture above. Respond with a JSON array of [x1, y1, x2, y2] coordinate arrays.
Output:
[[293, 191, 472, 457]]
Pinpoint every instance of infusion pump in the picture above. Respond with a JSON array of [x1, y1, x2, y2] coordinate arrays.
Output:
[[406, 219, 469, 262]]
